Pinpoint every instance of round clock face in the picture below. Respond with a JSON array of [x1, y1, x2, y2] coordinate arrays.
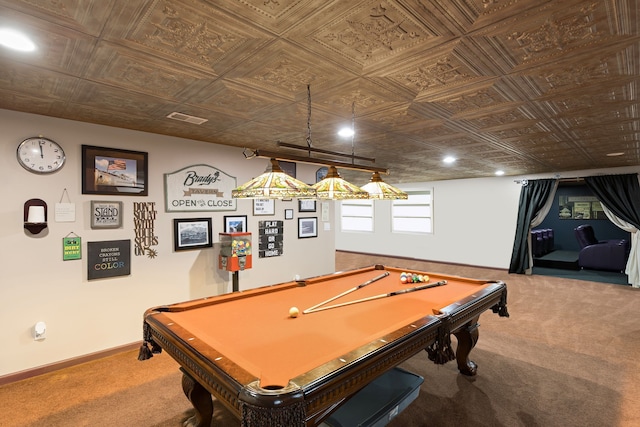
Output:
[[17, 137, 66, 174]]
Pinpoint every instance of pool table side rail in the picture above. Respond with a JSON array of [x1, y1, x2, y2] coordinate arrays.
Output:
[[146, 281, 304, 312], [434, 281, 509, 323], [303, 264, 494, 288], [294, 314, 441, 426]]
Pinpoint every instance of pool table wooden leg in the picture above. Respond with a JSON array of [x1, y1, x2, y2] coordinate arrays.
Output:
[[181, 369, 213, 427], [453, 317, 480, 376]]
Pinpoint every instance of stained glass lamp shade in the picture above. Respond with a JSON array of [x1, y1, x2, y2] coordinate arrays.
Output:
[[311, 166, 369, 200], [360, 172, 408, 200], [232, 159, 316, 199]]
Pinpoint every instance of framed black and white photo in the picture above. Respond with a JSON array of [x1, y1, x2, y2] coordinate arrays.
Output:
[[90, 201, 123, 229], [253, 199, 275, 216], [284, 209, 294, 220], [224, 215, 247, 233], [298, 199, 316, 212], [173, 218, 212, 251], [82, 145, 148, 196], [298, 217, 317, 238]]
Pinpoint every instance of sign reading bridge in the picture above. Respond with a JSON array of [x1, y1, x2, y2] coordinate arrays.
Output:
[[164, 164, 237, 212]]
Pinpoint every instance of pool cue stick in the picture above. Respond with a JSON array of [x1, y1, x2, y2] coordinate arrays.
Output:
[[305, 280, 448, 314], [302, 271, 390, 314]]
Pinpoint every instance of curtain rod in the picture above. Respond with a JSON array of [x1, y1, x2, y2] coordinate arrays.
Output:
[[514, 177, 585, 184]]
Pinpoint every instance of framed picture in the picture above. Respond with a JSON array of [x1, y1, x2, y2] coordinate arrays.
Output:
[[299, 199, 316, 212], [82, 145, 148, 196], [253, 199, 275, 216], [284, 209, 294, 220], [173, 218, 213, 251], [279, 161, 296, 178], [90, 201, 123, 229], [298, 217, 318, 239], [224, 215, 247, 233], [316, 167, 328, 183]]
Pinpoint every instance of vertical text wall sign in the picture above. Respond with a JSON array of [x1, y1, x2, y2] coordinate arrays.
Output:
[[164, 164, 237, 212], [258, 220, 283, 258], [87, 240, 131, 280], [133, 202, 159, 258]]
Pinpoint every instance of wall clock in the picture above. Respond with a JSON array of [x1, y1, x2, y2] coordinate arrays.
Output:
[[17, 136, 66, 174]]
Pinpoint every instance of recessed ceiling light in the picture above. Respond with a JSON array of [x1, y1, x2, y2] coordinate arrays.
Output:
[[495, 170, 505, 176], [0, 28, 36, 52], [337, 127, 354, 138], [606, 152, 624, 157], [443, 156, 456, 164]]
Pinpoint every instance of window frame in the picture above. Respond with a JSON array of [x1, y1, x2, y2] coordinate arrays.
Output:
[[391, 190, 433, 234], [340, 199, 374, 233]]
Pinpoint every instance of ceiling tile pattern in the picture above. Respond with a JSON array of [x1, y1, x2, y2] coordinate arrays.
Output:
[[0, 0, 638, 183]]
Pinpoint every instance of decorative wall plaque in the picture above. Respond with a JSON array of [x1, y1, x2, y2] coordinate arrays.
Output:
[[164, 164, 237, 212]]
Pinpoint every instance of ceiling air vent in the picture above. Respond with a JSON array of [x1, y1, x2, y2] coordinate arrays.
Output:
[[166, 111, 208, 125]]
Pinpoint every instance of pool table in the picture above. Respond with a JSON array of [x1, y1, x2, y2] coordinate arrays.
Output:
[[140, 265, 508, 427]]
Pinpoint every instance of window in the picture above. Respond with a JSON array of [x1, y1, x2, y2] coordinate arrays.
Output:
[[392, 191, 432, 233], [341, 199, 374, 232]]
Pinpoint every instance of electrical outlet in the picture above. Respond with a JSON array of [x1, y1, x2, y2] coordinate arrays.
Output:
[[33, 321, 46, 341]]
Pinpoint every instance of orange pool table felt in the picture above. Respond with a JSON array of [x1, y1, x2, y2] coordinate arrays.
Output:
[[160, 266, 491, 388]]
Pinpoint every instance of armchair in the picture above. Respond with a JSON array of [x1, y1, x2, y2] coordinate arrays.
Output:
[[574, 224, 629, 272]]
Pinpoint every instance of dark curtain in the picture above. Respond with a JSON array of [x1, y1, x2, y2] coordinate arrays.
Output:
[[583, 174, 640, 229], [508, 179, 558, 274]]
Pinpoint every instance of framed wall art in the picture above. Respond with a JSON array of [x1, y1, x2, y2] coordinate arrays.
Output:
[[284, 209, 294, 220], [298, 199, 316, 212], [253, 199, 275, 216], [279, 161, 296, 178], [316, 167, 328, 183], [90, 201, 123, 229], [87, 239, 131, 280], [224, 215, 247, 233], [298, 217, 317, 239], [82, 145, 148, 196], [173, 218, 213, 251]]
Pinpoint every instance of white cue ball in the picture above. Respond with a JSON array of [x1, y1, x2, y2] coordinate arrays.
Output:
[[289, 307, 300, 318]]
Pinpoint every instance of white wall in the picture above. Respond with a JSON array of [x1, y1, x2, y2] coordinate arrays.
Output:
[[336, 167, 640, 269], [336, 177, 522, 268], [0, 109, 335, 376]]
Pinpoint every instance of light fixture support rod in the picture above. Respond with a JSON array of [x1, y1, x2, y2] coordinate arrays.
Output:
[[351, 101, 356, 164], [277, 141, 375, 163], [254, 149, 388, 174]]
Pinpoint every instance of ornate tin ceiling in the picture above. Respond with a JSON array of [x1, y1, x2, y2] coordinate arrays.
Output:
[[0, 0, 638, 183]]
